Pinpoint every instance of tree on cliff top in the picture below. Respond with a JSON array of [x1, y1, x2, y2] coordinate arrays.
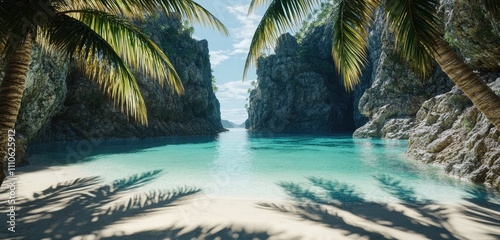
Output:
[[0, 0, 228, 185], [244, 0, 500, 131]]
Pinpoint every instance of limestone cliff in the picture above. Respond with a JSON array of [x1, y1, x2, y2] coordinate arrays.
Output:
[[33, 17, 223, 141], [10, 16, 223, 163], [246, 29, 359, 133], [407, 75, 500, 190], [1, 46, 69, 165], [405, 0, 500, 190], [352, 8, 454, 139], [246, 7, 453, 135], [355, 0, 500, 139], [245, 0, 500, 189], [247, 0, 499, 139]]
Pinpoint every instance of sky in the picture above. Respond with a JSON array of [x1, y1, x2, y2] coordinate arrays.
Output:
[[190, 0, 261, 125]]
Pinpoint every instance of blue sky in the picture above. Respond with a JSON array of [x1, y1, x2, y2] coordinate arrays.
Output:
[[191, 1, 262, 125]]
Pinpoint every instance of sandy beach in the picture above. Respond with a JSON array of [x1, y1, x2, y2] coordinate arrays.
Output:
[[0, 165, 499, 240]]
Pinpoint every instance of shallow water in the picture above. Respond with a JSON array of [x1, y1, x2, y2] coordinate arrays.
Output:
[[28, 128, 499, 204]]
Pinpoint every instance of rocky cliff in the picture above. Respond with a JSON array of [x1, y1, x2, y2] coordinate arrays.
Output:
[[246, 0, 500, 189], [10, 16, 223, 163], [1, 46, 69, 165], [246, 29, 360, 133], [352, 8, 455, 139], [245, 8, 452, 135], [403, 0, 500, 190], [247, 0, 499, 139], [355, 0, 500, 139], [407, 75, 500, 190], [246, 8, 454, 136], [32, 17, 223, 141]]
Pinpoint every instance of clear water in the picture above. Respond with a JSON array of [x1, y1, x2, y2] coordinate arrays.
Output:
[[28, 128, 500, 204]]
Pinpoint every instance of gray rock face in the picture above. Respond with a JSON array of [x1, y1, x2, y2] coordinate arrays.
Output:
[[5, 16, 223, 164], [402, 0, 500, 189], [6, 46, 69, 165], [246, 6, 454, 137], [247, 32, 355, 133], [244, 0, 500, 190], [353, 11, 454, 139], [15, 46, 69, 140], [354, 0, 500, 139], [440, 0, 500, 70], [32, 17, 223, 141], [407, 77, 500, 190]]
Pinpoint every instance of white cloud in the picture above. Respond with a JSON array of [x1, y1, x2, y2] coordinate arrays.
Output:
[[216, 80, 254, 123], [209, 50, 231, 67], [216, 80, 253, 101], [227, 4, 261, 56]]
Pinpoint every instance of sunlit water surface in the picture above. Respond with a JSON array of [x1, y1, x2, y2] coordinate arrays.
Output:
[[29, 129, 499, 204]]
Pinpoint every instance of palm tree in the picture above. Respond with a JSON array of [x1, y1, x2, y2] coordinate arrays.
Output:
[[0, 0, 228, 185], [244, 0, 500, 131]]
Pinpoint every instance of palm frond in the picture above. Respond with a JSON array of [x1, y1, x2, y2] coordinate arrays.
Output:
[[63, 9, 184, 94], [249, 0, 273, 14], [384, 0, 440, 78], [244, 0, 321, 79], [156, 0, 229, 36], [38, 14, 149, 124], [58, 0, 228, 35], [53, 0, 145, 18], [332, 0, 380, 91]]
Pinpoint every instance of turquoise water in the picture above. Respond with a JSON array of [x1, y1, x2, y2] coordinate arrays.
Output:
[[28, 128, 499, 204]]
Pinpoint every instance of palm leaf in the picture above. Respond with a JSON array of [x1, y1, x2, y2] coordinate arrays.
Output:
[[249, 0, 273, 13], [58, 0, 228, 35], [63, 9, 184, 94], [384, 0, 440, 78], [332, 0, 380, 91], [38, 14, 149, 124], [244, 0, 321, 79], [156, 0, 229, 35]]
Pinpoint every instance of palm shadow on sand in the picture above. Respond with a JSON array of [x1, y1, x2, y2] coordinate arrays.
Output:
[[0, 170, 197, 239], [100, 225, 285, 240], [1, 170, 285, 240], [259, 175, 500, 240]]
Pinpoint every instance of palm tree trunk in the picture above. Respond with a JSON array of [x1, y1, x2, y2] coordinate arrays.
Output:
[[0, 34, 33, 186], [432, 38, 500, 131]]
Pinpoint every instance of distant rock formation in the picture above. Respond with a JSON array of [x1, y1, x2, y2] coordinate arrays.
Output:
[[221, 120, 242, 128]]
